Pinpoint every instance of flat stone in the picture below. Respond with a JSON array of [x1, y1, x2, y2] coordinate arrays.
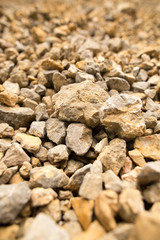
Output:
[[29, 165, 69, 189], [0, 105, 35, 129], [52, 80, 109, 128], [106, 77, 130, 91], [97, 138, 126, 175], [66, 123, 92, 156], [23, 213, 69, 240], [31, 187, 57, 207], [48, 144, 70, 164], [128, 149, 146, 167], [0, 182, 31, 224], [2, 143, 30, 167], [46, 118, 67, 144], [71, 197, 94, 230], [0, 90, 18, 107], [29, 121, 46, 138], [134, 134, 160, 161]]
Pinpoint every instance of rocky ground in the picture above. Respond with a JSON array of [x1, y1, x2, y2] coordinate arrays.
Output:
[[0, 0, 160, 239]]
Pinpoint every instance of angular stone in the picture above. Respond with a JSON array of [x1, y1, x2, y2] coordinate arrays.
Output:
[[52, 80, 109, 128], [35, 103, 49, 121], [64, 221, 82, 240], [121, 166, 142, 182], [63, 209, 78, 221], [98, 138, 126, 175], [0, 162, 7, 176], [41, 58, 63, 71], [134, 134, 160, 161], [19, 161, 32, 179], [48, 144, 70, 164], [143, 182, 160, 203], [0, 105, 35, 129], [0, 224, 19, 240], [128, 149, 146, 167], [65, 159, 84, 176], [3, 80, 20, 95], [0, 138, 12, 152], [118, 189, 144, 222], [39, 199, 61, 222], [35, 146, 48, 162], [23, 98, 38, 110], [0, 123, 14, 138], [31, 26, 46, 43], [31, 187, 57, 207], [52, 71, 69, 92], [71, 197, 94, 230], [2, 143, 30, 167], [106, 77, 130, 91], [0, 182, 31, 224], [29, 121, 46, 138], [0, 166, 18, 184], [10, 70, 28, 88], [100, 93, 145, 139], [29, 165, 69, 188], [66, 123, 92, 156], [103, 170, 123, 192], [23, 213, 69, 240], [94, 137, 108, 154], [20, 88, 40, 103], [0, 90, 18, 107]]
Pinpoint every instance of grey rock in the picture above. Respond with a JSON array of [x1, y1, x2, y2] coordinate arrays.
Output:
[[65, 159, 84, 176], [132, 82, 150, 92], [103, 170, 123, 192], [29, 121, 46, 138], [48, 144, 70, 164], [106, 77, 130, 91], [35, 103, 49, 121], [75, 71, 95, 83], [35, 146, 48, 162], [20, 88, 40, 103]]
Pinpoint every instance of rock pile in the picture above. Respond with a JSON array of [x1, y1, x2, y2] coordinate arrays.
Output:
[[0, 0, 160, 239]]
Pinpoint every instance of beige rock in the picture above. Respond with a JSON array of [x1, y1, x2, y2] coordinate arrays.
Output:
[[0, 224, 19, 240], [15, 133, 41, 154], [60, 199, 71, 212], [66, 123, 92, 156], [118, 189, 144, 222], [52, 80, 109, 128], [0, 90, 18, 107], [63, 210, 78, 222], [48, 144, 70, 164], [151, 202, 160, 213], [121, 166, 142, 182], [134, 134, 160, 161], [0, 123, 14, 138], [94, 137, 108, 154], [59, 190, 73, 200], [97, 138, 126, 175], [31, 26, 46, 43], [9, 172, 24, 184], [120, 157, 134, 176], [128, 149, 146, 167], [41, 58, 63, 71], [71, 197, 94, 230], [143, 182, 160, 203], [0, 162, 7, 177], [29, 121, 46, 138], [95, 190, 118, 231], [64, 221, 82, 240], [65, 159, 84, 176], [39, 199, 61, 222], [0, 166, 18, 184], [19, 161, 32, 179], [31, 187, 57, 207], [103, 170, 123, 192]]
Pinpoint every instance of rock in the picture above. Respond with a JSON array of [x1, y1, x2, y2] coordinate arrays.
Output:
[[35, 146, 48, 162], [132, 82, 150, 92], [66, 164, 92, 191], [48, 144, 70, 164], [0, 105, 35, 129], [23, 98, 38, 110], [10, 70, 28, 88], [15, 133, 41, 154], [35, 103, 49, 121], [143, 182, 160, 203], [41, 58, 63, 71], [19, 162, 32, 179], [46, 118, 67, 144], [75, 71, 95, 83], [137, 161, 160, 186], [0, 139, 12, 152], [0, 182, 31, 224], [118, 189, 144, 222], [0, 162, 7, 176], [103, 170, 123, 192], [2, 143, 30, 167], [0, 166, 18, 184], [0, 224, 20, 240], [52, 80, 109, 128], [121, 166, 142, 182], [23, 213, 69, 240], [31, 26, 46, 43], [94, 137, 108, 154], [20, 88, 40, 103], [0, 123, 14, 138], [39, 199, 61, 222], [108, 38, 123, 52], [106, 77, 130, 91], [64, 221, 82, 240], [100, 93, 145, 139], [29, 165, 69, 188], [52, 71, 70, 92], [59, 190, 73, 200], [63, 209, 78, 221], [66, 123, 92, 156], [134, 134, 160, 161], [136, 69, 148, 81], [71, 197, 94, 230], [0, 90, 18, 107], [31, 187, 57, 207], [95, 190, 118, 231], [29, 121, 46, 138], [65, 159, 84, 176], [97, 138, 126, 175], [119, 157, 134, 176], [128, 149, 146, 167]]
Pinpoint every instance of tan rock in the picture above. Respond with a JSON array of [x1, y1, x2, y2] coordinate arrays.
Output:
[[0, 224, 19, 240], [19, 161, 32, 179], [128, 149, 146, 167], [41, 58, 63, 71], [103, 170, 123, 193], [31, 187, 57, 207], [121, 166, 142, 182], [15, 133, 41, 154], [9, 172, 24, 184], [63, 221, 82, 240], [0, 90, 18, 107], [95, 190, 118, 231], [134, 134, 160, 161], [39, 199, 61, 222], [31, 26, 46, 43], [0, 166, 18, 184], [71, 197, 94, 230], [0, 123, 14, 138]]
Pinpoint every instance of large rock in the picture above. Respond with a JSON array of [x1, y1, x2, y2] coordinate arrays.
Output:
[[0, 105, 35, 129], [100, 93, 145, 139], [23, 213, 69, 240], [2, 143, 30, 167], [134, 134, 160, 161], [29, 165, 69, 189], [97, 138, 126, 175], [0, 182, 31, 224], [66, 123, 92, 156], [52, 80, 109, 128]]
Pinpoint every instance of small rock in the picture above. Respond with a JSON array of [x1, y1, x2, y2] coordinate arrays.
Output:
[[64, 221, 82, 240], [35, 146, 48, 162], [132, 82, 150, 92], [106, 77, 130, 91], [23, 98, 38, 110], [10, 70, 28, 88], [35, 103, 49, 121], [121, 166, 142, 182], [29, 121, 46, 138], [143, 182, 160, 203], [31, 187, 57, 207], [0, 90, 18, 107], [94, 137, 108, 154], [65, 159, 84, 176], [0, 166, 18, 184], [0, 162, 7, 176], [41, 58, 63, 71], [19, 162, 32, 179], [0, 123, 14, 138], [20, 88, 40, 103], [0, 139, 12, 152], [39, 199, 61, 222], [128, 149, 146, 167], [0, 224, 20, 240], [103, 170, 123, 192], [48, 144, 70, 164], [31, 26, 46, 43]]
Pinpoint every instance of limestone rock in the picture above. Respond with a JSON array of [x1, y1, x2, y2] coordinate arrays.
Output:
[[0, 90, 18, 107], [0, 224, 20, 240], [0, 162, 7, 176], [66, 123, 92, 156], [31, 187, 57, 207], [0, 138, 12, 152], [128, 149, 146, 167], [52, 80, 109, 128], [143, 182, 160, 203], [29, 121, 46, 138], [19, 162, 32, 179], [94, 137, 108, 154], [106, 77, 130, 91], [48, 144, 70, 164], [103, 170, 123, 192], [64, 221, 82, 240], [0, 123, 14, 138], [0, 166, 18, 184], [0, 182, 31, 224], [39, 199, 61, 222], [29, 165, 69, 189]]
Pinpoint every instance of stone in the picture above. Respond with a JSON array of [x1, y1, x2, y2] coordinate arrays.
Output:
[[143, 182, 160, 203], [0, 105, 35, 129], [103, 170, 123, 192], [41, 58, 63, 71], [136, 69, 148, 81], [29, 121, 46, 138], [106, 77, 130, 91], [65, 159, 84, 176], [71, 197, 94, 230], [36, 42, 49, 57], [0, 166, 18, 184], [0, 224, 20, 240], [137, 161, 160, 186], [35, 103, 49, 121], [132, 82, 150, 93], [0, 182, 31, 224], [23, 213, 69, 240], [48, 145, 70, 164], [29, 165, 69, 188], [0, 139, 12, 152], [95, 190, 118, 231], [31, 26, 46, 43], [0, 90, 18, 107], [35, 146, 48, 162], [63, 209, 78, 221], [78, 38, 100, 54], [121, 166, 142, 182], [118, 189, 144, 222], [31, 187, 57, 207], [46, 118, 67, 144], [0, 162, 7, 176], [66, 123, 92, 156], [108, 38, 123, 52], [2, 143, 30, 167], [0, 123, 14, 138], [97, 138, 126, 175], [23, 98, 38, 110], [75, 71, 95, 83], [59, 190, 73, 200], [9, 172, 24, 184], [100, 93, 145, 139], [20, 88, 40, 103], [134, 134, 160, 161], [128, 149, 146, 167], [64, 221, 82, 240], [15, 133, 41, 154], [52, 80, 109, 128], [19, 162, 32, 179], [94, 137, 108, 154], [52, 71, 69, 92], [10, 70, 28, 88]]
